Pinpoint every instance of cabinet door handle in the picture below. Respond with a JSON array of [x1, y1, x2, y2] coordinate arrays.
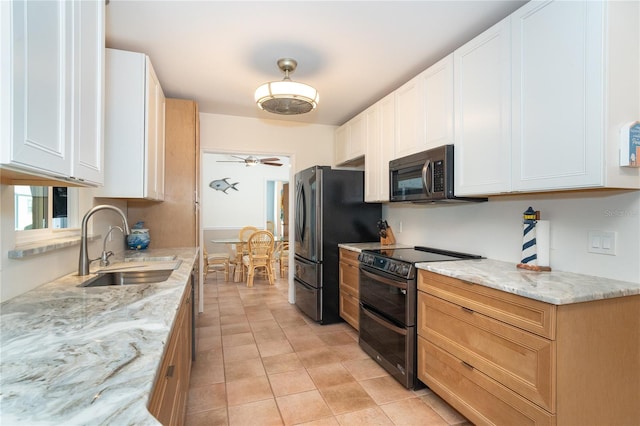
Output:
[[461, 306, 474, 314], [461, 361, 474, 370], [166, 365, 175, 378]]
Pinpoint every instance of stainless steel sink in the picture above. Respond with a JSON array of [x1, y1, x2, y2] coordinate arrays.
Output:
[[124, 255, 178, 262], [80, 269, 175, 287]]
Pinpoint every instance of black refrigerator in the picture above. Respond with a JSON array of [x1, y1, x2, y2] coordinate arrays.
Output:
[[294, 166, 381, 324]]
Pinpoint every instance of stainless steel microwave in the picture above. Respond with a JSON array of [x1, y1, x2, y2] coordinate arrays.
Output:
[[389, 145, 487, 203]]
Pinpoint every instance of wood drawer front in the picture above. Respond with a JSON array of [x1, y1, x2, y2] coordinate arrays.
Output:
[[419, 292, 555, 412], [419, 270, 556, 339], [339, 248, 360, 267], [339, 261, 359, 296], [339, 290, 359, 330], [418, 337, 555, 426]]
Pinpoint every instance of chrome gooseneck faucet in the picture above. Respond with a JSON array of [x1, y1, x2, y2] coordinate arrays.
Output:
[[78, 205, 131, 276]]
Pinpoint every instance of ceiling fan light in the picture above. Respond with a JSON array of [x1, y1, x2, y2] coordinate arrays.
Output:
[[255, 58, 319, 115]]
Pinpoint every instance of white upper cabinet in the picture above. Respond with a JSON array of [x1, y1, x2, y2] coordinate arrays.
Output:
[[511, 0, 638, 191], [454, 19, 512, 196], [364, 93, 395, 202], [455, 0, 639, 196], [334, 112, 365, 166], [96, 49, 165, 200], [394, 55, 454, 160], [0, 0, 104, 186], [394, 72, 426, 158]]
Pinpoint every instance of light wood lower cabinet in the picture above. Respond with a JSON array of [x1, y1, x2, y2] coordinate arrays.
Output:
[[418, 270, 640, 426], [339, 248, 360, 330], [149, 283, 193, 425]]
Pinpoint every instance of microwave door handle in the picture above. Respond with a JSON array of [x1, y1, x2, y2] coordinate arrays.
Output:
[[422, 160, 432, 197]]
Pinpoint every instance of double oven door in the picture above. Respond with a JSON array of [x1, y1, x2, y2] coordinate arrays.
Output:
[[359, 264, 418, 389]]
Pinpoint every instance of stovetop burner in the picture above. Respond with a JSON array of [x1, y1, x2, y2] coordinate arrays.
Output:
[[359, 246, 482, 279]]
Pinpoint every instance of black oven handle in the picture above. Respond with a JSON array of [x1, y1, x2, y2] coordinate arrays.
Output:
[[360, 268, 408, 291], [421, 159, 432, 198], [361, 305, 408, 336]]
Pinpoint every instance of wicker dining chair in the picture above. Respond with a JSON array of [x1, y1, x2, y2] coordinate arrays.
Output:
[[233, 226, 258, 282], [242, 230, 275, 287]]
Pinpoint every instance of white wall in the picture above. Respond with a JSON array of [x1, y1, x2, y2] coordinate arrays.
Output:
[[201, 153, 289, 229], [199, 113, 336, 174], [385, 190, 640, 283]]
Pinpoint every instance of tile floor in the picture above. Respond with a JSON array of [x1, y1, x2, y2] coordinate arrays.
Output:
[[185, 270, 472, 426]]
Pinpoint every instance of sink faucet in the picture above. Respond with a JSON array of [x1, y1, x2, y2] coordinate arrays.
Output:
[[78, 205, 131, 276], [100, 226, 124, 267]]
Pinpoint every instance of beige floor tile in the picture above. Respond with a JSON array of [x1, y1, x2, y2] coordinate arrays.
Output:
[[226, 375, 273, 406], [197, 334, 222, 352], [297, 347, 343, 369], [189, 353, 225, 387], [186, 382, 226, 414], [307, 363, 356, 389], [319, 381, 377, 415], [276, 390, 333, 425], [297, 417, 340, 426], [185, 407, 228, 426], [342, 357, 390, 381], [335, 406, 394, 425], [380, 397, 449, 426], [269, 368, 317, 396], [253, 327, 288, 344], [222, 331, 255, 348], [249, 318, 281, 332], [317, 331, 359, 346], [262, 352, 304, 374], [220, 313, 248, 326], [359, 376, 415, 405], [196, 323, 221, 337], [228, 398, 283, 426], [223, 342, 260, 361], [330, 342, 370, 361], [257, 338, 294, 358], [221, 322, 252, 336], [224, 357, 266, 381]]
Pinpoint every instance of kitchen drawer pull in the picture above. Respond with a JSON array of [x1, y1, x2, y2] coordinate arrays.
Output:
[[461, 306, 474, 314], [461, 361, 474, 370], [166, 365, 175, 378]]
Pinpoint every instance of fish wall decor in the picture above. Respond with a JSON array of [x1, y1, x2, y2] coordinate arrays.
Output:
[[209, 178, 239, 194]]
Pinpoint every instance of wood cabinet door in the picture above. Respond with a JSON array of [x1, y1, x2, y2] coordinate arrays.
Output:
[[511, 0, 605, 191], [453, 18, 511, 196]]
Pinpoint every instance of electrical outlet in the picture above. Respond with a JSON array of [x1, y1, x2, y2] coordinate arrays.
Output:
[[587, 230, 617, 255]]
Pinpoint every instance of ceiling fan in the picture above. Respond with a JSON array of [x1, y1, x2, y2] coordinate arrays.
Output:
[[216, 155, 283, 167]]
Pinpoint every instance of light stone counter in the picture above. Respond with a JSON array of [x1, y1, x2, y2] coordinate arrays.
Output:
[[417, 258, 640, 305], [0, 247, 199, 425], [338, 242, 412, 252]]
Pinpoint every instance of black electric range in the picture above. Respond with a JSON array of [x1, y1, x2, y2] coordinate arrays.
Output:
[[359, 246, 483, 280]]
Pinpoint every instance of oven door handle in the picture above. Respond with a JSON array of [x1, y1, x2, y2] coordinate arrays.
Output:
[[360, 268, 408, 290], [361, 305, 408, 336]]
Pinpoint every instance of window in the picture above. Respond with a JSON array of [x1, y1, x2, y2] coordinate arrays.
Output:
[[14, 186, 79, 244]]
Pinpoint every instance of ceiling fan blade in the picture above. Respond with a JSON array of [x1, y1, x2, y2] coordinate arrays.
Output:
[[216, 160, 244, 163], [231, 155, 248, 161], [258, 157, 280, 162], [262, 162, 283, 167]]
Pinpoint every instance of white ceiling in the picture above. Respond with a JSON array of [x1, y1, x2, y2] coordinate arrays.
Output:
[[106, 0, 527, 127]]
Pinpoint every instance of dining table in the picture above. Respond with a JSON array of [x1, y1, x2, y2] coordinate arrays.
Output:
[[211, 236, 287, 282]]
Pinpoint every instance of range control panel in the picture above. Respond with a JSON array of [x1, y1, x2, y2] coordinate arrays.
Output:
[[358, 252, 414, 280]]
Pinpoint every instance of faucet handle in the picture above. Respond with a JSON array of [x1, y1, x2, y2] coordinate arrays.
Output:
[[99, 251, 115, 267]]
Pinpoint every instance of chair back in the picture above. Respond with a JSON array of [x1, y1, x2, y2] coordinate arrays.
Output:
[[266, 220, 275, 233], [247, 230, 275, 264], [239, 226, 259, 242]]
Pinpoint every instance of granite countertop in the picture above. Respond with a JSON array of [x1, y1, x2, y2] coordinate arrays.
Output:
[[338, 242, 412, 252], [418, 258, 640, 305], [0, 247, 198, 425]]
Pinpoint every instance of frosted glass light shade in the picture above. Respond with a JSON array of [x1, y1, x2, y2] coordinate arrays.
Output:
[[254, 80, 319, 115]]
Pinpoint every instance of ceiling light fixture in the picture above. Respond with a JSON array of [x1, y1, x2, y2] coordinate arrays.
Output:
[[254, 58, 319, 115]]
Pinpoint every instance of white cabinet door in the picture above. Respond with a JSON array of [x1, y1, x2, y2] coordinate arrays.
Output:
[[71, 0, 104, 185], [454, 19, 512, 196], [394, 73, 426, 159], [7, 1, 71, 176], [364, 104, 380, 202], [334, 124, 350, 165], [424, 54, 454, 150], [1, 0, 103, 185], [334, 113, 365, 166], [98, 49, 165, 200], [511, 0, 605, 191]]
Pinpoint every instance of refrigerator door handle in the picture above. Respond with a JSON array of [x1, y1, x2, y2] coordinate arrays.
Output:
[[295, 180, 306, 245]]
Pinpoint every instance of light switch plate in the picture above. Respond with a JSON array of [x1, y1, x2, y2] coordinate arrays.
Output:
[[588, 230, 617, 255]]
